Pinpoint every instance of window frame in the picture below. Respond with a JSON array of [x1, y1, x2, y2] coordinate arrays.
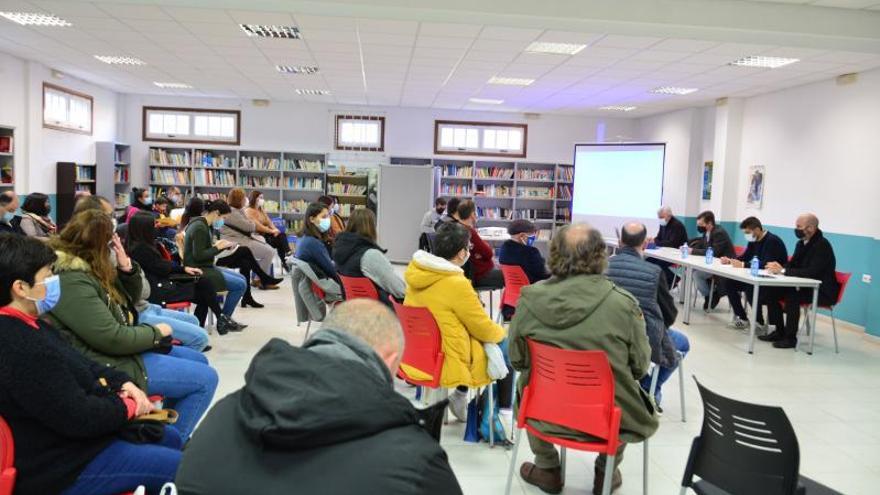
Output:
[[334, 115, 385, 152], [142, 106, 241, 145], [42, 82, 94, 136], [434, 120, 528, 158]]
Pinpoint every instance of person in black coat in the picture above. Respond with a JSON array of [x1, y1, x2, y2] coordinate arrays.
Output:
[[0, 234, 180, 495], [761, 214, 840, 349], [498, 219, 550, 320], [648, 206, 688, 287], [688, 210, 736, 310], [176, 300, 462, 495]]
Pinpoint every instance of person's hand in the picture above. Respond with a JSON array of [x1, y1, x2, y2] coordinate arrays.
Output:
[[111, 234, 133, 272], [120, 382, 155, 416], [720, 256, 732, 265], [732, 259, 745, 269], [184, 266, 202, 276], [765, 261, 783, 274], [214, 239, 232, 250], [271, 228, 280, 236], [155, 323, 173, 337]]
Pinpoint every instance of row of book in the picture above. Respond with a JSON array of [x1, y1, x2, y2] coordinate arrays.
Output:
[[441, 184, 471, 196], [193, 170, 235, 186], [336, 204, 360, 217], [194, 150, 235, 168], [150, 168, 190, 185], [75, 184, 92, 193], [114, 148, 126, 164], [240, 156, 280, 170], [556, 206, 572, 222], [75, 165, 95, 181], [516, 169, 554, 181], [240, 176, 281, 188], [114, 166, 129, 183], [327, 183, 366, 195], [517, 187, 555, 199], [475, 185, 512, 197], [281, 199, 310, 213], [440, 165, 472, 177], [261, 200, 280, 214], [285, 177, 323, 190], [476, 207, 513, 220], [557, 185, 573, 200], [286, 219, 304, 233], [557, 166, 574, 182], [195, 192, 226, 202], [283, 159, 323, 172], [150, 149, 190, 166], [475, 167, 514, 179], [516, 209, 555, 221]]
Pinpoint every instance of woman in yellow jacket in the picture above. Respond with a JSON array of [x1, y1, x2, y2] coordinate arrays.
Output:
[[404, 222, 506, 421]]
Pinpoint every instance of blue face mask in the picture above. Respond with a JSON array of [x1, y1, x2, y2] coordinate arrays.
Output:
[[526, 235, 537, 246], [143, 196, 153, 206], [27, 275, 61, 315], [318, 217, 332, 233], [2, 211, 13, 223], [213, 218, 225, 230]]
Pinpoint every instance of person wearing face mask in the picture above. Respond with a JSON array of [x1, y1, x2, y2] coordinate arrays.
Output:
[[719, 216, 788, 330], [403, 222, 507, 423], [760, 213, 839, 349], [19, 192, 56, 239], [688, 210, 735, 311], [294, 202, 339, 282], [421, 197, 447, 234], [245, 189, 290, 263], [648, 205, 688, 288], [0, 234, 183, 495], [0, 191, 23, 234], [497, 219, 549, 322], [125, 187, 153, 224], [452, 200, 505, 291], [318, 195, 346, 239], [219, 188, 278, 286]]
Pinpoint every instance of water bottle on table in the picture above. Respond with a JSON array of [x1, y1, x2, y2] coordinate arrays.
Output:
[[750, 256, 760, 277], [705, 246, 714, 265], [680, 244, 689, 259]]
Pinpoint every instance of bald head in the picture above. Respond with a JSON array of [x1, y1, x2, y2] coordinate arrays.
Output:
[[1, 191, 17, 211], [320, 299, 404, 373], [620, 222, 648, 249], [798, 213, 819, 228], [549, 223, 608, 278], [795, 213, 820, 241]]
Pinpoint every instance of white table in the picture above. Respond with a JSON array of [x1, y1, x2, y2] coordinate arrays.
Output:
[[642, 247, 823, 355]]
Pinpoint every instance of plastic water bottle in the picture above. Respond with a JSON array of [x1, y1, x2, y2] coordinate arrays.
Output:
[[680, 244, 689, 259], [705, 246, 714, 265], [750, 256, 760, 277]]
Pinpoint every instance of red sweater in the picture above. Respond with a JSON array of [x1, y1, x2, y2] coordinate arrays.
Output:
[[468, 226, 495, 282]]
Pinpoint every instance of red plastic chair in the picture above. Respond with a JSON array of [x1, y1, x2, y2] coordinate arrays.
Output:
[[734, 245, 747, 257], [799, 271, 851, 354], [164, 301, 191, 312], [0, 416, 16, 495], [505, 340, 647, 495], [389, 299, 445, 389], [339, 275, 380, 301], [498, 264, 531, 319]]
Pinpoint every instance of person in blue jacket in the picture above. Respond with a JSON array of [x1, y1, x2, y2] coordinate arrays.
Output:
[[294, 202, 338, 281]]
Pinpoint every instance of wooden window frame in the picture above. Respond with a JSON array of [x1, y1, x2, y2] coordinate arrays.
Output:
[[335, 115, 385, 152], [142, 106, 242, 146], [434, 120, 528, 158], [42, 82, 94, 136]]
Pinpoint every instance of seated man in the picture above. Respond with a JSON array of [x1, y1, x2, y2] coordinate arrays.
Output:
[[761, 213, 839, 349], [720, 216, 788, 329], [688, 210, 735, 310], [0, 192, 23, 234], [422, 197, 447, 233], [647, 205, 688, 287], [453, 199, 504, 289], [434, 197, 460, 231], [607, 222, 689, 413], [498, 219, 550, 319], [510, 224, 658, 495], [404, 222, 506, 420], [175, 299, 462, 495]]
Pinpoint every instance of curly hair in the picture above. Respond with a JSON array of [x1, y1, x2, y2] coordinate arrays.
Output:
[[548, 224, 608, 278], [50, 209, 124, 304]]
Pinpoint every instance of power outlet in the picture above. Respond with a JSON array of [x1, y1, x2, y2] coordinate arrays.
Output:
[[863, 274, 872, 284]]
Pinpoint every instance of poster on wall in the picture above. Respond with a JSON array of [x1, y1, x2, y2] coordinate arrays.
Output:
[[701, 161, 713, 200], [746, 165, 765, 208]]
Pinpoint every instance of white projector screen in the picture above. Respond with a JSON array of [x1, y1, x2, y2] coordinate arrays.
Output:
[[572, 143, 666, 238]]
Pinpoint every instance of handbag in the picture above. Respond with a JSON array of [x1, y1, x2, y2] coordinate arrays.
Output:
[[156, 275, 197, 305]]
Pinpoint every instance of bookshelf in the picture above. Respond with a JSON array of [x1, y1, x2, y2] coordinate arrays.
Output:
[[326, 172, 368, 219], [96, 142, 131, 211], [56, 162, 96, 226], [0, 125, 13, 193], [281, 152, 325, 231]]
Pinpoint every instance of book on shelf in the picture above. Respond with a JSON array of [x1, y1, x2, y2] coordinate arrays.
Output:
[[326, 183, 367, 195], [516, 209, 555, 221], [195, 192, 227, 201], [114, 166, 129, 183], [282, 158, 323, 172], [337, 204, 360, 217], [150, 168, 191, 185], [557, 166, 574, 182], [556, 184, 573, 200], [240, 156, 280, 170], [286, 219, 304, 233], [239, 175, 281, 188], [194, 150, 235, 168], [193, 169, 236, 187], [284, 177, 323, 190], [516, 186, 555, 199], [75, 184, 92, 193], [477, 207, 513, 220], [0, 164, 12, 184], [475, 167, 514, 179], [0, 136, 13, 153], [150, 148, 190, 166], [440, 164, 473, 178], [556, 206, 572, 222], [440, 184, 472, 196], [475, 184, 512, 198], [114, 148, 124, 163], [75, 165, 95, 181], [281, 199, 310, 213], [537, 229, 552, 241], [262, 200, 281, 214], [516, 169, 554, 181]]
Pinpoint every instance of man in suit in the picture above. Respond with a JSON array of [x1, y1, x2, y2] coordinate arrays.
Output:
[[648, 205, 688, 287], [761, 213, 839, 349], [688, 210, 735, 311]]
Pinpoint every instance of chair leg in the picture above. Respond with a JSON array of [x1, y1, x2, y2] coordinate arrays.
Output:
[[680, 487, 689, 495], [643, 439, 649, 495], [304, 320, 311, 342], [560, 446, 567, 482], [489, 290, 495, 320], [504, 425, 522, 495], [649, 365, 660, 398], [602, 454, 616, 495], [831, 310, 839, 354], [442, 388, 449, 424], [488, 384, 495, 447], [678, 356, 686, 423]]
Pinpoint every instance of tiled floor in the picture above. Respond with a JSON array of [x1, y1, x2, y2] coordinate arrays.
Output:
[[203, 273, 880, 495]]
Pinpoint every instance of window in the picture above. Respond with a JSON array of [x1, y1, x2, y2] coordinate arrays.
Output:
[[434, 120, 527, 158], [43, 83, 93, 135], [143, 107, 240, 145], [335, 115, 385, 152]]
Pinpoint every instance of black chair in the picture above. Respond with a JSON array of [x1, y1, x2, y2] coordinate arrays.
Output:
[[681, 378, 841, 495]]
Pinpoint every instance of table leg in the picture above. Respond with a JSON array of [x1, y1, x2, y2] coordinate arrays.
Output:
[[809, 288, 819, 355], [747, 284, 760, 354], [683, 267, 693, 325]]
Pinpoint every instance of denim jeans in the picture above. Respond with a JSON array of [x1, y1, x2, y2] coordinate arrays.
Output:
[[142, 346, 218, 439], [694, 270, 714, 298], [219, 267, 246, 316], [139, 304, 208, 351], [640, 328, 690, 404], [61, 429, 182, 495]]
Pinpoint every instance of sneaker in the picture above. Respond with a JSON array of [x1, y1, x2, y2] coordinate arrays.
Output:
[[773, 338, 797, 349], [448, 389, 468, 422], [758, 330, 784, 342], [593, 467, 623, 495], [728, 318, 749, 330], [656, 404, 664, 416], [520, 462, 563, 494]]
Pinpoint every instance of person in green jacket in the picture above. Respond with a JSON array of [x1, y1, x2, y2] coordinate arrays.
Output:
[[45, 209, 218, 439], [510, 224, 658, 495]]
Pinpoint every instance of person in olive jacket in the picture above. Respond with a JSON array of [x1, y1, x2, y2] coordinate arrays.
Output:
[[44, 209, 217, 439]]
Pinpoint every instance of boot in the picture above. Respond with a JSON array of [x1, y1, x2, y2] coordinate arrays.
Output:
[[253, 265, 283, 288], [448, 388, 468, 422], [592, 466, 622, 495], [217, 314, 244, 334], [241, 294, 264, 309], [520, 462, 563, 494]]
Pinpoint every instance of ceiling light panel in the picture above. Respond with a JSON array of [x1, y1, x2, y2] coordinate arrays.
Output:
[[488, 76, 535, 86], [729, 56, 800, 68], [276, 65, 319, 74], [525, 41, 587, 55], [0, 12, 71, 26], [295, 89, 331, 96], [599, 105, 637, 112], [650, 86, 698, 95], [94, 55, 146, 66], [240, 24, 301, 39], [154, 82, 192, 89], [469, 98, 504, 104]]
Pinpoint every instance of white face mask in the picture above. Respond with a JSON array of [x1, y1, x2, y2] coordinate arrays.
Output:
[[244, 198, 250, 208], [744, 232, 756, 243], [257, 198, 265, 208], [659, 218, 668, 227]]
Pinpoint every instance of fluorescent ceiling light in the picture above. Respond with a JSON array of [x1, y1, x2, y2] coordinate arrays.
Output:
[[599, 105, 637, 112], [277, 65, 319, 74], [154, 82, 192, 89], [730, 56, 799, 69], [469, 98, 504, 105], [650, 86, 698, 95], [0, 12, 71, 26], [488, 76, 534, 86], [94, 55, 146, 66], [240, 24, 301, 39], [525, 41, 586, 56], [295, 89, 331, 96]]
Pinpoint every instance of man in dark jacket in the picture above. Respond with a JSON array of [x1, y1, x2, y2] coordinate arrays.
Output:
[[175, 299, 462, 495], [647, 206, 688, 287], [689, 210, 735, 310], [607, 222, 689, 412], [761, 213, 840, 349], [498, 219, 550, 284], [720, 216, 788, 329]]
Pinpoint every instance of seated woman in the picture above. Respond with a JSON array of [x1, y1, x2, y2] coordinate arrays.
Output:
[[0, 234, 181, 495], [220, 189, 278, 288], [333, 208, 405, 304], [44, 209, 218, 439], [403, 222, 507, 421], [19, 192, 56, 240], [295, 202, 338, 281], [317, 195, 346, 240], [128, 211, 244, 337], [245, 189, 290, 263], [124, 187, 153, 224], [152, 196, 179, 240]]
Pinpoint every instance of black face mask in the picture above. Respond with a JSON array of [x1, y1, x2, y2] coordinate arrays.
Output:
[[697, 225, 707, 234], [794, 228, 806, 239], [436, 207, 446, 214]]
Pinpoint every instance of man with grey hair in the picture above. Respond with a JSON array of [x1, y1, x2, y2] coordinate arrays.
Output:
[[176, 299, 462, 495], [648, 205, 687, 287], [510, 224, 657, 495]]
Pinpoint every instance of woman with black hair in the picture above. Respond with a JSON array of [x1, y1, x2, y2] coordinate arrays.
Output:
[[124, 187, 153, 224], [19, 192, 56, 239], [294, 202, 337, 281], [317, 194, 346, 239]]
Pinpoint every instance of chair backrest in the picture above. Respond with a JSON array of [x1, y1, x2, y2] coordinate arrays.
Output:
[[390, 299, 444, 388], [734, 245, 747, 257], [338, 275, 380, 301], [685, 378, 801, 495], [499, 264, 531, 308], [0, 416, 17, 495], [425, 232, 437, 253], [832, 272, 852, 307], [519, 339, 621, 451]]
